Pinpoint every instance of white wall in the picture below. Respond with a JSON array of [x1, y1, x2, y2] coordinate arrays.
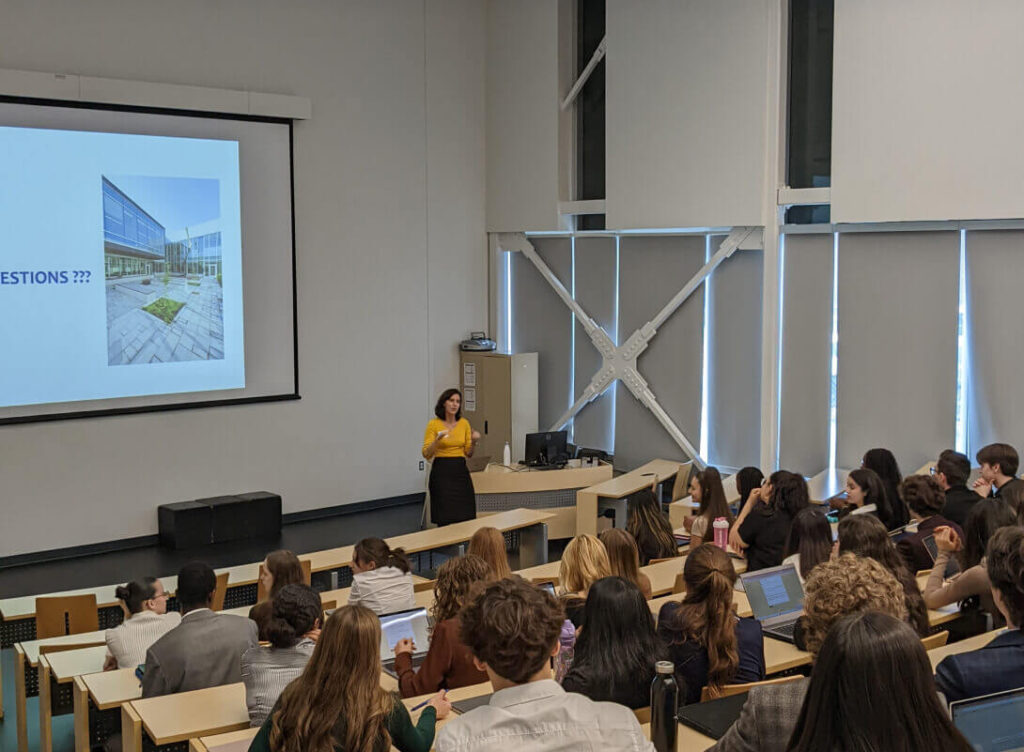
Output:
[[0, 0, 487, 557]]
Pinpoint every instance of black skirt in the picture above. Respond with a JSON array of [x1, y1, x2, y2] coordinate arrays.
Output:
[[429, 456, 476, 525]]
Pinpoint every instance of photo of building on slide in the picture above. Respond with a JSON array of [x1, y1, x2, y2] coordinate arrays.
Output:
[[103, 175, 226, 366]]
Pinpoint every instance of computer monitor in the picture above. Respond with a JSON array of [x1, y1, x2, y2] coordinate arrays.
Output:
[[524, 431, 568, 467], [951, 686, 1024, 751]]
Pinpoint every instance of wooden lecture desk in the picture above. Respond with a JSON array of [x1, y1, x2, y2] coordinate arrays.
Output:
[[927, 628, 1004, 671], [806, 468, 850, 505], [77, 667, 141, 752], [471, 460, 612, 539], [576, 459, 685, 536], [122, 682, 249, 752], [38, 645, 107, 752], [0, 507, 554, 647]]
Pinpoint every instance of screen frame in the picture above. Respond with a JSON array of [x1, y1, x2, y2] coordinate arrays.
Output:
[[0, 94, 300, 426]]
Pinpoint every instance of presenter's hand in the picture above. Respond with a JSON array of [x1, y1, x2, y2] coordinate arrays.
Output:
[[428, 690, 452, 719], [436, 429, 450, 441], [394, 638, 416, 656], [471, 430, 481, 442]]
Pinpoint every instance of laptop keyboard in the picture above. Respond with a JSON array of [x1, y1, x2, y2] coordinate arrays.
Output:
[[771, 621, 797, 637]]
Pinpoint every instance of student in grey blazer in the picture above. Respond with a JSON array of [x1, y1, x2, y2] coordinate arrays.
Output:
[[142, 561, 258, 697], [712, 555, 908, 752]]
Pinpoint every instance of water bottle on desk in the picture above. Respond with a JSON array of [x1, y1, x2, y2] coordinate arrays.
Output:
[[713, 516, 730, 550], [503, 441, 511, 467], [650, 661, 678, 752]]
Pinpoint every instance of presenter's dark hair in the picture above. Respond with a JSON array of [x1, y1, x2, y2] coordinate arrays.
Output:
[[176, 561, 217, 611], [114, 577, 158, 615], [962, 499, 1017, 570], [434, 388, 462, 420], [265, 584, 322, 649], [562, 577, 669, 705], [937, 449, 971, 487], [976, 442, 1020, 477], [354, 537, 411, 573], [735, 466, 765, 505], [786, 611, 973, 752]]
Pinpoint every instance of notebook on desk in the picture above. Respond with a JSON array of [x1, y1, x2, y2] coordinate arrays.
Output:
[[677, 692, 750, 739], [950, 686, 1024, 751], [739, 563, 804, 643], [379, 607, 431, 672]]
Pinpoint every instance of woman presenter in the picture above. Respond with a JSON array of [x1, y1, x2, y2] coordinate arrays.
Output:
[[423, 388, 480, 525]]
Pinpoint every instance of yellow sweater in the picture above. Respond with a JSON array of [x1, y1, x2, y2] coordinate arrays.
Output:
[[423, 417, 473, 459]]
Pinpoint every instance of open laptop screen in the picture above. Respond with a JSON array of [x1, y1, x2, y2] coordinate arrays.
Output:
[[741, 564, 804, 623], [378, 608, 431, 660], [951, 687, 1024, 751]]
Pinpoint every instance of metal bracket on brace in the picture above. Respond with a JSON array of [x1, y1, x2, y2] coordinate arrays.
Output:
[[497, 227, 761, 469]]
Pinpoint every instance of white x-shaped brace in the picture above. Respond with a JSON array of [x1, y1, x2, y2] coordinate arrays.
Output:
[[497, 227, 762, 470]]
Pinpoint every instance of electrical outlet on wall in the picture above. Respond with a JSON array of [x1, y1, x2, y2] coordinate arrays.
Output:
[[418, 460, 425, 471]]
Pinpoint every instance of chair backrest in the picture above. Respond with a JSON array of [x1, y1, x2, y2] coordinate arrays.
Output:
[[632, 706, 651, 724], [211, 572, 230, 612], [672, 572, 686, 594], [671, 463, 694, 502], [700, 674, 803, 702], [35, 594, 100, 639], [921, 630, 949, 651], [413, 578, 437, 593], [256, 559, 312, 602]]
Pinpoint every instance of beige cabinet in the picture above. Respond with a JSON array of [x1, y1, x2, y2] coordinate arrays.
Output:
[[459, 352, 538, 464]]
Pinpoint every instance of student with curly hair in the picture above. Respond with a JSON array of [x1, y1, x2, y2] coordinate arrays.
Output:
[[434, 577, 652, 752], [896, 474, 963, 573], [712, 555, 905, 752], [393, 555, 492, 697], [242, 584, 322, 726], [936, 526, 1024, 701], [836, 514, 930, 637]]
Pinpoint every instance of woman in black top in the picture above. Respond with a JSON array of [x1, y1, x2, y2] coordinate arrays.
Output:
[[729, 470, 809, 571], [561, 576, 673, 709]]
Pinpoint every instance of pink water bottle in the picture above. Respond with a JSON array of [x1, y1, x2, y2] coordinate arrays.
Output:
[[713, 517, 729, 550]]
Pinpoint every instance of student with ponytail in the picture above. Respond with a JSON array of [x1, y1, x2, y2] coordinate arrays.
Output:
[[241, 584, 323, 726], [657, 544, 764, 704], [104, 576, 179, 669], [349, 537, 416, 615]]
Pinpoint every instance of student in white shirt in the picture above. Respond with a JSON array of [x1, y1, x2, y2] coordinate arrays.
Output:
[[837, 468, 891, 524], [348, 537, 416, 615], [435, 576, 654, 752], [104, 577, 180, 670]]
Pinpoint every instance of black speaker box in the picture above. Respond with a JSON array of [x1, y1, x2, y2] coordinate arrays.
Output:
[[207, 492, 282, 543], [158, 500, 213, 550]]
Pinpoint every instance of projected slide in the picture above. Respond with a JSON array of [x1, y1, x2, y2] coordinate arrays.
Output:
[[0, 125, 244, 409]]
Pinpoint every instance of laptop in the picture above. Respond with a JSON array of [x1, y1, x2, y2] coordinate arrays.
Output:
[[538, 581, 556, 596], [452, 693, 494, 714], [922, 533, 939, 563], [739, 563, 805, 643], [950, 686, 1024, 751], [379, 607, 431, 672], [677, 691, 750, 739]]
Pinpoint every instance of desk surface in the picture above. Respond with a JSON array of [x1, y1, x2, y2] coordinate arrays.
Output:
[[193, 728, 257, 752], [642, 721, 715, 751], [583, 459, 682, 498], [928, 628, 1003, 671], [132, 682, 249, 745], [42, 645, 107, 682], [471, 463, 612, 494], [83, 667, 141, 710], [1, 507, 552, 621], [320, 585, 436, 612], [19, 630, 107, 666], [806, 468, 851, 504]]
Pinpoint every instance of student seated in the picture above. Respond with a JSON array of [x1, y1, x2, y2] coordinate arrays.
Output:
[[781, 507, 832, 584], [249, 549, 306, 641], [712, 555, 906, 752], [557, 533, 611, 626], [561, 576, 671, 709], [729, 470, 809, 571], [836, 514, 930, 637], [626, 486, 679, 565], [685, 466, 734, 547], [937, 449, 979, 529], [862, 447, 909, 529], [897, 474, 964, 574], [250, 605, 450, 752], [467, 526, 512, 579], [658, 545, 764, 704], [734, 467, 764, 515], [836, 468, 892, 524], [349, 537, 416, 615], [787, 612, 972, 752], [935, 526, 1024, 702], [104, 577, 180, 670], [923, 498, 1017, 630], [434, 576, 654, 752], [393, 555, 491, 697], [142, 561, 258, 697], [974, 442, 1024, 514], [599, 528, 653, 599], [241, 584, 321, 726]]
